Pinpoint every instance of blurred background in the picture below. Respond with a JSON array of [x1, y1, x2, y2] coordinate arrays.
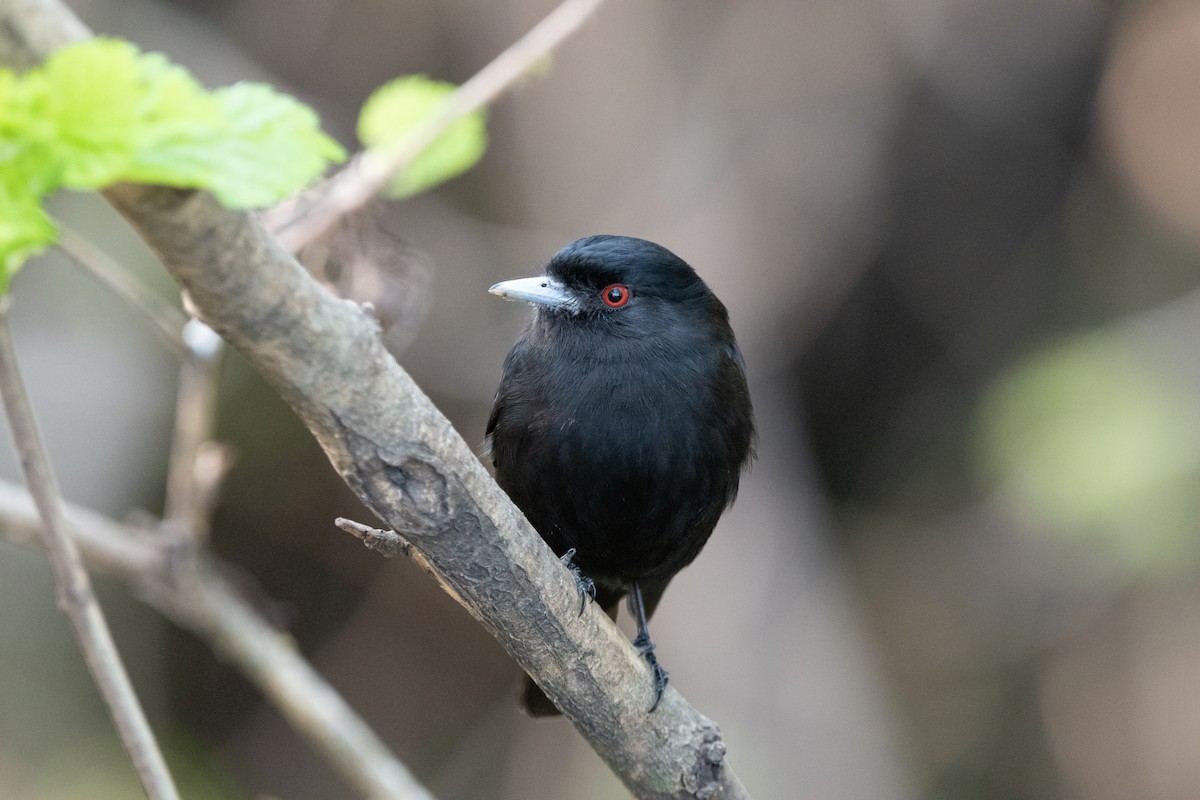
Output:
[[3, 0, 1200, 797]]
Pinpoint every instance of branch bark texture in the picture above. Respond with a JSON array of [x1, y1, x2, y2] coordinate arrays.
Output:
[[0, 3, 750, 797]]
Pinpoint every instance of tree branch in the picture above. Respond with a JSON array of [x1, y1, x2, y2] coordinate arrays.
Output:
[[0, 3, 750, 797], [106, 181, 747, 798], [0, 479, 437, 800], [0, 301, 180, 800]]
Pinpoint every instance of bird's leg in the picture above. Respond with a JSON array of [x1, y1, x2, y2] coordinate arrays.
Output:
[[559, 548, 596, 616], [628, 581, 669, 712]]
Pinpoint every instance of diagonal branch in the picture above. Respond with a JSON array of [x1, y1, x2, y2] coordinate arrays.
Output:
[[0, 3, 750, 798]]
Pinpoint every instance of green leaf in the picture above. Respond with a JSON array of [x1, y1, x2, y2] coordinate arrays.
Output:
[[35, 38, 160, 187], [21, 38, 347, 200], [0, 188, 56, 294], [207, 83, 349, 207], [122, 82, 348, 207], [976, 333, 1200, 574], [357, 75, 487, 198]]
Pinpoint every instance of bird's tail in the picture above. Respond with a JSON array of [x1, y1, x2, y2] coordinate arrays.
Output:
[[520, 674, 563, 717]]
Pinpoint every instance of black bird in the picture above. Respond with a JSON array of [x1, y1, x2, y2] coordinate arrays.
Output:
[[485, 235, 755, 715]]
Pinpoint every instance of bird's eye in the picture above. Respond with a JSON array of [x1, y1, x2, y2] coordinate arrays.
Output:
[[601, 284, 630, 308]]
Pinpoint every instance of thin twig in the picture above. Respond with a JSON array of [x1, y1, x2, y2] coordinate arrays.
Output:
[[162, 319, 225, 547], [335, 516, 411, 558], [0, 480, 436, 800], [335, 517, 465, 607], [266, 0, 608, 252], [56, 226, 188, 357], [0, 299, 180, 800]]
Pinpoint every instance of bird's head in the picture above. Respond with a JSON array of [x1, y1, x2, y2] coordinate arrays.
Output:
[[489, 236, 725, 337]]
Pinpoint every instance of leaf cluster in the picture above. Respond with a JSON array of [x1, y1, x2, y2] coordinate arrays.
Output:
[[0, 38, 346, 291]]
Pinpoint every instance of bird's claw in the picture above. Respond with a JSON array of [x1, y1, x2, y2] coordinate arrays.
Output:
[[633, 632, 670, 712], [559, 548, 596, 616]]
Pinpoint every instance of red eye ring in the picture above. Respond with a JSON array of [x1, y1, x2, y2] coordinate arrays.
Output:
[[601, 284, 630, 308]]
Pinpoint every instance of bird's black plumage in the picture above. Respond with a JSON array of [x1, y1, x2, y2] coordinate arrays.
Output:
[[485, 235, 754, 715]]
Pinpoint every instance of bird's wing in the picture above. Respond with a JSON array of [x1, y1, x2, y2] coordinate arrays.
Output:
[[482, 338, 529, 457]]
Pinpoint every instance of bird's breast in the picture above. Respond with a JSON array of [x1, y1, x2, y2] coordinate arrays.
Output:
[[492, 346, 737, 582]]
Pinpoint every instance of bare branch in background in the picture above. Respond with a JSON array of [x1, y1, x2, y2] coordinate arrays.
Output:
[[263, 0, 608, 253], [162, 318, 226, 548], [0, 26, 428, 792], [54, 169, 431, 799], [0, 479, 437, 800], [0, 302, 181, 800]]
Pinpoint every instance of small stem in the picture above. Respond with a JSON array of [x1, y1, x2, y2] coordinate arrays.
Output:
[[56, 227, 189, 357], [266, 0, 609, 252], [163, 319, 225, 546], [335, 518, 466, 607], [0, 298, 180, 800], [334, 516, 411, 558]]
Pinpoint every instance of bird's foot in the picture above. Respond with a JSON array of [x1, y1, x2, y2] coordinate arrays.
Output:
[[633, 632, 670, 712], [559, 548, 596, 616]]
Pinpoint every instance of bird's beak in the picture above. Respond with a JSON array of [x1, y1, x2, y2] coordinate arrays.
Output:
[[488, 276, 573, 308]]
